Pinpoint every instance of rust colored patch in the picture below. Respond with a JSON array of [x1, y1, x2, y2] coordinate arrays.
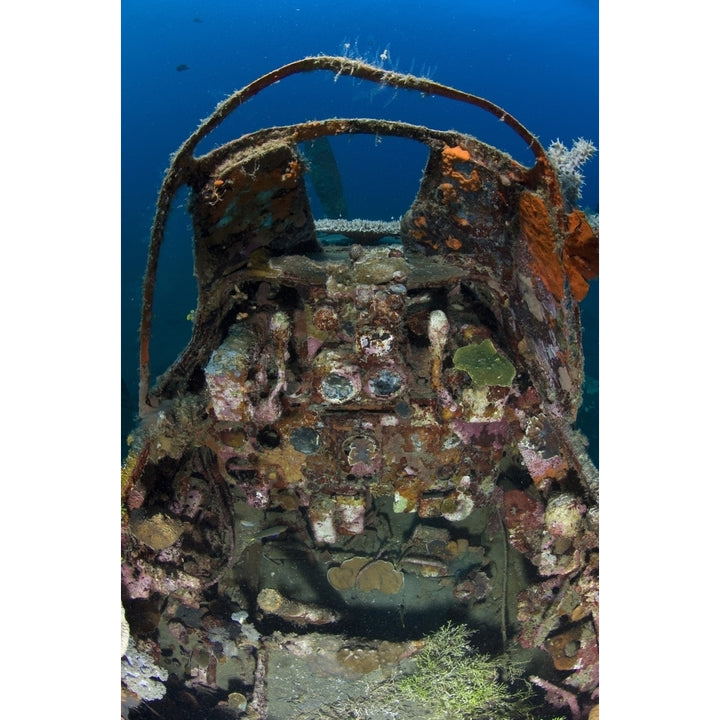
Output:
[[282, 159, 303, 182], [563, 210, 599, 302], [410, 215, 434, 245], [395, 477, 424, 512], [545, 624, 584, 671], [445, 236, 462, 251], [258, 444, 307, 485], [440, 145, 483, 192], [441, 145, 471, 164], [518, 191, 565, 301], [503, 489, 542, 531], [437, 182, 456, 204]]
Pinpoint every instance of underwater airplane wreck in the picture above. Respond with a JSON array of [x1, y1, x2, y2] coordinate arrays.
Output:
[[121, 56, 599, 720]]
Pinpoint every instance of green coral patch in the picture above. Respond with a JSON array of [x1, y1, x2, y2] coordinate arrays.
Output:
[[453, 340, 516, 387]]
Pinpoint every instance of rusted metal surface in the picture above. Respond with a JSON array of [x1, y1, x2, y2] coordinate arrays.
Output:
[[122, 56, 599, 719]]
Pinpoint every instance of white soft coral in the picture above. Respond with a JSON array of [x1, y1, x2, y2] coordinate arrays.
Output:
[[547, 137, 597, 209]]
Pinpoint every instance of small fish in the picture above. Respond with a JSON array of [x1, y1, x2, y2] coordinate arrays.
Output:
[[236, 524, 289, 555], [176, 64, 190, 72], [193, 17, 203, 23], [252, 524, 289, 541]]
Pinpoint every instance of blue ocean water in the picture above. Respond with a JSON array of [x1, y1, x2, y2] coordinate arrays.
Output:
[[121, 0, 598, 461]]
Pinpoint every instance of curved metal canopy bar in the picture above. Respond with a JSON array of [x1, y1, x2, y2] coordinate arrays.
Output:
[[138, 55, 560, 413]]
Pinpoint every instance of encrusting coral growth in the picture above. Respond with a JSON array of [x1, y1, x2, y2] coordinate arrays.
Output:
[[123, 55, 599, 719], [121, 638, 168, 702], [314, 217, 401, 241]]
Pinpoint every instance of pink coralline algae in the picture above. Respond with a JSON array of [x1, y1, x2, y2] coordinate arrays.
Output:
[[204, 326, 254, 424], [121, 559, 203, 605], [516, 575, 567, 648], [529, 675, 581, 720], [518, 442, 569, 489], [126, 486, 147, 511], [504, 489, 592, 578], [122, 560, 154, 599], [169, 488, 203, 519], [450, 419, 510, 450], [453, 568, 492, 603], [502, 489, 545, 557]]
